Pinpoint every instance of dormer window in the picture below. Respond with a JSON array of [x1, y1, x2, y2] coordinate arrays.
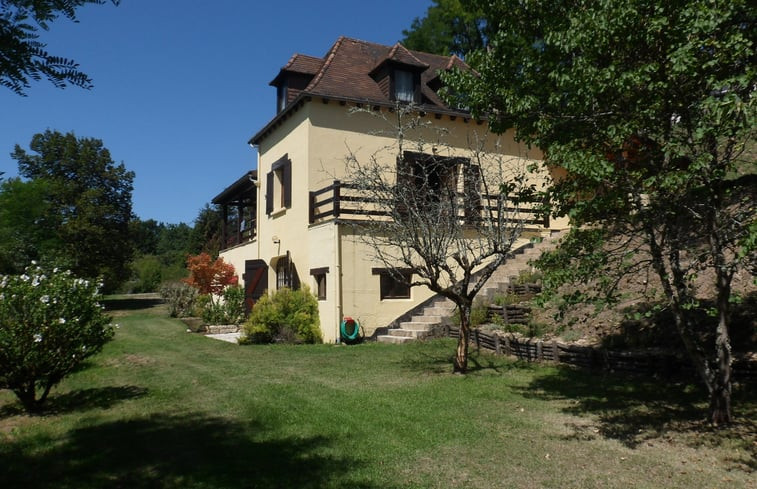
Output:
[[394, 69, 415, 102], [277, 79, 288, 113]]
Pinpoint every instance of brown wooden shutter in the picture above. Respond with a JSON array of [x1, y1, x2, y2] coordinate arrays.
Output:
[[265, 171, 274, 215], [282, 159, 292, 208]]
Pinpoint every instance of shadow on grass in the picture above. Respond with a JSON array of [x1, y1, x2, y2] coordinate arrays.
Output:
[[0, 385, 148, 418], [0, 412, 387, 489], [400, 338, 530, 375], [103, 296, 165, 313], [516, 365, 757, 469]]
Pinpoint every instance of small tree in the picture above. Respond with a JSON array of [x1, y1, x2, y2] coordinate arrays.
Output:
[[0, 264, 114, 411], [344, 105, 539, 372], [183, 253, 237, 296]]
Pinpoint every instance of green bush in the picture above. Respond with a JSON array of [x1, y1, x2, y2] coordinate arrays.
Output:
[[241, 287, 322, 344], [194, 286, 246, 325], [160, 282, 198, 317], [451, 298, 489, 328], [0, 264, 114, 411]]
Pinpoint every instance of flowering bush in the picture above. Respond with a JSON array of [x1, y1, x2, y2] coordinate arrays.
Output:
[[0, 264, 114, 411]]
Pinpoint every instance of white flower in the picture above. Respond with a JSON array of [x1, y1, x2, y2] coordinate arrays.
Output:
[[40, 295, 50, 304], [58, 318, 66, 324], [33, 333, 42, 343], [20, 274, 29, 282]]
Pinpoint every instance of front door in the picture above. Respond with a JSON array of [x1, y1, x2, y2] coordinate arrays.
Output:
[[243, 259, 268, 315]]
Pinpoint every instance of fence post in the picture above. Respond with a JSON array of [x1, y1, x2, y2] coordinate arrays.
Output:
[[537, 340, 543, 361], [309, 191, 315, 223], [494, 334, 501, 355], [504, 335, 511, 356], [333, 180, 341, 218]]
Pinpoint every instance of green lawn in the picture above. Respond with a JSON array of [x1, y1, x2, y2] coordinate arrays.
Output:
[[1, 298, 754, 489]]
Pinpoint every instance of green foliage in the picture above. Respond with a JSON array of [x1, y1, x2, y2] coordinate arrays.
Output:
[[402, 0, 487, 57], [242, 287, 322, 344], [448, 0, 756, 423], [10, 130, 135, 291], [0, 263, 114, 411], [452, 298, 489, 328], [159, 282, 198, 318], [0, 178, 58, 273], [0, 0, 120, 95]]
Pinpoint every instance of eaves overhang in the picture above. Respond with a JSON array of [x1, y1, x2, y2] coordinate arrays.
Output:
[[212, 170, 257, 205], [248, 92, 483, 147]]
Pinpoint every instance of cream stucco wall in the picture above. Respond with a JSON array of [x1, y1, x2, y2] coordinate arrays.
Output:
[[221, 99, 567, 344]]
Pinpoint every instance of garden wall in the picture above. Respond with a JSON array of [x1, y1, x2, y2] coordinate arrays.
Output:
[[445, 326, 757, 382]]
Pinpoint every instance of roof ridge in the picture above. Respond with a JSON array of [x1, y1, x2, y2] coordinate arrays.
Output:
[[306, 35, 345, 92], [389, 42, 429, 68]]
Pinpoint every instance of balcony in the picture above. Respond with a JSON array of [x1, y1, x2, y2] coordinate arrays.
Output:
[[309, 180, 549, 228]]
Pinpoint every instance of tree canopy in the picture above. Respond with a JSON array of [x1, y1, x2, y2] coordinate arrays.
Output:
[[9, 130, 134, 290], [401, 0, 487, 57], [447, 0, 756, 423], [0, 0, 119, 95]]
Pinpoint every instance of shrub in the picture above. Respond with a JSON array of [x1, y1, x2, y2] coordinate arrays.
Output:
[[160, 282, 198, 317], [241, 287, 322, 344], [0, 264, 114, 411], [190, 286, 246, 325], [452, 298, 489, 328], [220, 285, 246, 325]]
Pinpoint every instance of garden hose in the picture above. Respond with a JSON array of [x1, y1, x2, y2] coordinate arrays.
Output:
[[340, 317, 361, 344]]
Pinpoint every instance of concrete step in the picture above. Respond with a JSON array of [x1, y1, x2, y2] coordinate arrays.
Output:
[[398, 321, 438, 331], [376, 334, 416, 344], [410, 315, 443, 323]]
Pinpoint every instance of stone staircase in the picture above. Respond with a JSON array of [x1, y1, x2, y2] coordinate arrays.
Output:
[[376, 231, 565, 344]]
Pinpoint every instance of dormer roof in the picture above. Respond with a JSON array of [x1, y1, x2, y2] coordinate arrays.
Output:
[[269, 54, 324, 85]]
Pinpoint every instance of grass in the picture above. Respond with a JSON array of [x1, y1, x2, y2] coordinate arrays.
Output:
[[0, 298, 755, 488]]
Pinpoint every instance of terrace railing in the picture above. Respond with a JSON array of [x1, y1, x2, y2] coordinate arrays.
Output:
[[309, 180, 549, 228]]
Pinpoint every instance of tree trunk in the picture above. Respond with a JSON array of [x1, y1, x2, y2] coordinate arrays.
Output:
[[710, 266, 734, 425], [454, 304, 471, 373]]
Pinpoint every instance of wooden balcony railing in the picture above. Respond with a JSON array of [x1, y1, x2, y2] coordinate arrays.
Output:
[[309, 180, 549, 228]]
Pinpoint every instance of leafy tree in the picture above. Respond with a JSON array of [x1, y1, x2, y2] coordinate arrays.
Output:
[[184, 253, 237, 296], [448, 0, 756, 423], [401, 0, 488, 57], [344, 104, 537, 372], [189, 203, 224, 256], [0, 264, 114, 411], [11, 130, 135, 291], [0, 0, 119, 95], [0, 178, 59, 273]]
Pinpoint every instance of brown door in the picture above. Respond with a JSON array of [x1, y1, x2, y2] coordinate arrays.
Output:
[[243, 259, 268, 315]]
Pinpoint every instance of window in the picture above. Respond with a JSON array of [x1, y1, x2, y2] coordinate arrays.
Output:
[[266, 154, 292, 215], [310, 267, 328, 301], [394, 69, 415, 103], [372, 268, 411, 300], [276, 254, 300, 290], [277, 79, 288, 113]]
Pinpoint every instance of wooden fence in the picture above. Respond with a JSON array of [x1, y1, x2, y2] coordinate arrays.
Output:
[[444, 326, 757, 382]]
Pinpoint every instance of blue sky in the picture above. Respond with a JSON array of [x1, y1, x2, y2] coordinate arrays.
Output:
[[1, 0, 431, 224]]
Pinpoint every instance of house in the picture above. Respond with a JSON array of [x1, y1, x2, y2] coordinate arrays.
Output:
[[212, 37, 566, 343]]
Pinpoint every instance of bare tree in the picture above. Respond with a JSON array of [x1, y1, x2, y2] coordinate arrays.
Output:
[[343, 104, 544, 372]]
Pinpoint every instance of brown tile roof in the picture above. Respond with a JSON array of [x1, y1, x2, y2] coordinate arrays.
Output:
[[251, 37, 473, 144], [274, 36, 469, 108]]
